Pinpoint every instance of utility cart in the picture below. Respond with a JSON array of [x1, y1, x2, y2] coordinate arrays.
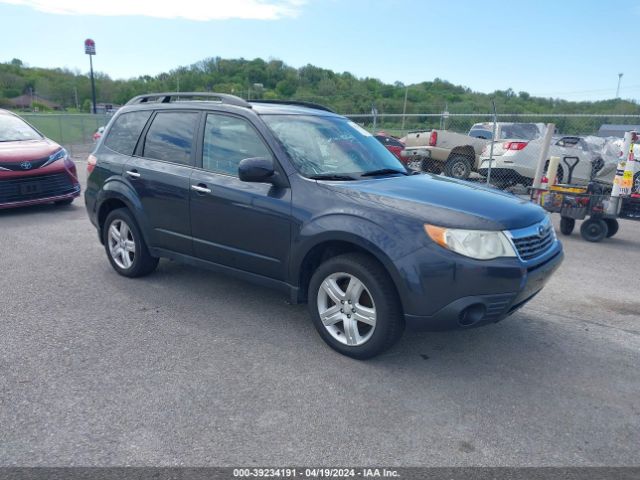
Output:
[[531, 184, 640, 242]]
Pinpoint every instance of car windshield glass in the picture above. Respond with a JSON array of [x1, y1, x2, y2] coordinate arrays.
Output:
[[498, 124, 540, 140], [0, 114, 42, 142], [262, 114, 406, 177]]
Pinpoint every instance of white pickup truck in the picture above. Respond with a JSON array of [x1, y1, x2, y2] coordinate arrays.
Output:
[[401, 122, 546, 180]]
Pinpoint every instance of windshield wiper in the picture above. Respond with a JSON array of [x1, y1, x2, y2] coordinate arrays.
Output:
[[308, 173, 358, 181], [360, 168, 408, 177]]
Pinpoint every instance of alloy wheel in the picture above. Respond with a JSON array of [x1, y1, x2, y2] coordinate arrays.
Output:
[[316, 272, 377, 346], [107, 219, 136, 269]]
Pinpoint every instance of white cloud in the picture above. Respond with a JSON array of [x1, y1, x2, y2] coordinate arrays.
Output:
[[1, 0, 306, 20]]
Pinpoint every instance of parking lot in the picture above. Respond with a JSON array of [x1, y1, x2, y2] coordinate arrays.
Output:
[[0, 159, 638, 467]]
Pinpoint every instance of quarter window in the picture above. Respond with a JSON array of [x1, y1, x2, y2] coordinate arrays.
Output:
[[104, 110, 152, 155], [202, 114, 272, 175], [143, 112, 199, 165]]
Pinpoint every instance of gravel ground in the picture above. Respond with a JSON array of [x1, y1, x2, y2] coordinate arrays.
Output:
[[0, 161, 638, 467]]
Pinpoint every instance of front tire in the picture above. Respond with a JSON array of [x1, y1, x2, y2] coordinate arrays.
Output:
[[103, 208, 159, 278], [308, 253, 404, 359]]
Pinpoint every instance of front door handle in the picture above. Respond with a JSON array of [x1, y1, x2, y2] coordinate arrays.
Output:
[[126, 170, 141, 178], [191, 184, 211, 194]]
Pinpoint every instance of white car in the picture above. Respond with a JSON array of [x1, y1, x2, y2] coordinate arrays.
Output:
[[478, 135, 626, 187]]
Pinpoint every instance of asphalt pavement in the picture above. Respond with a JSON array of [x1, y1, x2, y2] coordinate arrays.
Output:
[[0, 160, 638, 466]]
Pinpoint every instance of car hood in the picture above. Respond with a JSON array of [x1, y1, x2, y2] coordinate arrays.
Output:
[[322, 174, 546, 231], [0, 139, 61, 163]]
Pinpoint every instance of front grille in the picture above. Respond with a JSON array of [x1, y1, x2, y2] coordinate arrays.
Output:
[[0, 173, 78, 204], [510, 221, 555, 261], [0, 155, 51, 171]]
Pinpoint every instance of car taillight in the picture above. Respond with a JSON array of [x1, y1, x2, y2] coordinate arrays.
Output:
[[429, 131, 437, 146], [504, 141, 528, 151], [87, 154, 97, 174]]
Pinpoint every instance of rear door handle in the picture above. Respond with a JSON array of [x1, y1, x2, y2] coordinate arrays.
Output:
[[126, 170, 141, 178], [191, 184, 211, 194]]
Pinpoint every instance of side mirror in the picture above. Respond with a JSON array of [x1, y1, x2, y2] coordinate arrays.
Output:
[[238, 157, 275, 183]]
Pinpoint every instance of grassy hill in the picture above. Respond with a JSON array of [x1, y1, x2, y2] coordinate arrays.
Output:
[[2, 56, 639, 122]]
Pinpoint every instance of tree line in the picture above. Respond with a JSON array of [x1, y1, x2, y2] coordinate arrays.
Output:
[[1, 56, 639, 126]]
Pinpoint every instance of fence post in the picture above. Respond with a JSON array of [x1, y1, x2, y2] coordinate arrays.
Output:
[[532, 123, 555, 189], [486, 100, 498, 185], [57, 115, 66, 155]]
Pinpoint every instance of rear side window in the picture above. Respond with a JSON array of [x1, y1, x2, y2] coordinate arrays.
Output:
[[143, 112, 199, 165], [104, 110, 152, 155]]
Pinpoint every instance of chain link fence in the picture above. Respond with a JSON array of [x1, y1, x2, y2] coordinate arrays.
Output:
[[15, 112, 640, 194], [19, 113, 111, 160], [349, 113, 640, 193]]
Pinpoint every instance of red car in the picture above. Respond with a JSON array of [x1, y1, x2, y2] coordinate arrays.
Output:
[[374, 133, 405, 161], [0, 109, 80, 209]]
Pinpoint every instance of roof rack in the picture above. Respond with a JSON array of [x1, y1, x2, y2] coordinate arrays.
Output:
[[125, 92, 251, 108], [249, 99, 335, 113]]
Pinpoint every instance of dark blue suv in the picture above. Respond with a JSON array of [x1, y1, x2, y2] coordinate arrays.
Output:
[[85, 93, 563, 359]]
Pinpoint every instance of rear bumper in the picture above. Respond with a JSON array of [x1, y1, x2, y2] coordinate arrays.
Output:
[[401, 148, 431, 162], [400, 244, 564, 331]]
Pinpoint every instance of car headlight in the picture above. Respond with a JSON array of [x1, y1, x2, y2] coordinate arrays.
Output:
[[42, 148, 68, 167], [424, 224, 516, 260]]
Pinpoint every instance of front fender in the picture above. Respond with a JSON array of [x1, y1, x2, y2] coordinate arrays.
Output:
[[290, 213, 421, 302]]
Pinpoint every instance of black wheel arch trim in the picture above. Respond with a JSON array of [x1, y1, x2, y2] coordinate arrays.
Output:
[[95, 178, 152, 247], [289, 218, 408, 307]]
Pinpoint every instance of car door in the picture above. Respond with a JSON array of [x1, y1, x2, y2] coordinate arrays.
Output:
[[125, 110, 199, 254], [189, 112, 292, 281]]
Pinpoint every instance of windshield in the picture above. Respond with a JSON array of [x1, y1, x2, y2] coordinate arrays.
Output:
[[498, 123, 540, 140], [262, 114, 406, 178], [0, 114, 42, 142]]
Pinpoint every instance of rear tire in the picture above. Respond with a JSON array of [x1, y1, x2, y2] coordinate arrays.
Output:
[[406, 157, 423, 172], [103, 208, 159, 278], [580, 218, 608, 243], [308, 253, 404, 359], [444, 155, 472, 180], [604, 219, 619, 238], [560, 217, 575, 236]]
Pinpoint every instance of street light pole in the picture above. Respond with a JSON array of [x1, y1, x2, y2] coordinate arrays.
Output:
[[401, 86, 408, 131], [89, 54, 97, 114], [616, 73, 623, 99]]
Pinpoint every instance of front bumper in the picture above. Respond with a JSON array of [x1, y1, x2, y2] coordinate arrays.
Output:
[[398, 241, 564, 331], [0, 169, 81, 210]]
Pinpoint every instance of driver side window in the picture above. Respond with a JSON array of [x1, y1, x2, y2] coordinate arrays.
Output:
[[202, 114, 273, 176]]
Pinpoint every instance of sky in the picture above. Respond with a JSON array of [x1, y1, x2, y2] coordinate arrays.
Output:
[[1, 0, 640, 102]]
